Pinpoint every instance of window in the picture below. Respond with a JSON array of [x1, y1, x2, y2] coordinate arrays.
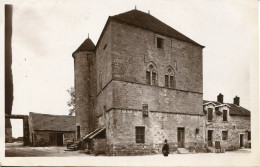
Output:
[[222, 131, 228, 140], [136, 127, 145, 143], [248, 131, 251, 141], [157, 37, 163, 48], [103, 44, 107, 50], [208, 108, 213, 121], [165, 67, 175, 88], [146, 71, 150, 85], [165, 75, 169, 87], [146, 63, 157, 86], [223, 110, 227, 121]]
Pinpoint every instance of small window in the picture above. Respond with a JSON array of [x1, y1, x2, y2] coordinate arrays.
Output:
[[248, 131, 251, 141], [222, 131, 228, 140], [142, 104, 148, 116], [157, 37, 163, 48], [208, 108, 213, 121], [136, 127, 145, 143], [103, 44, 107, 50], [223, 110, 227, 121]]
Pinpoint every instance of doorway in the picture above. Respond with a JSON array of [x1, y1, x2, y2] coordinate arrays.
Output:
[[240, 134, 244, 147], [177, 128, 185, 148], [77, 126, 80, 140], [208, 130, 213, 147], [57, 133, 64, 146]]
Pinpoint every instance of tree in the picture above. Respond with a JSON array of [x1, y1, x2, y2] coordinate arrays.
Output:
[[67, 87, 75, 116]]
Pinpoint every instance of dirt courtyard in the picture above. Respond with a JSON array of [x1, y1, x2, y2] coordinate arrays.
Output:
[[6, 142, 251, 157], [4, 142, 256, 166], [5, 142, 88, 157]]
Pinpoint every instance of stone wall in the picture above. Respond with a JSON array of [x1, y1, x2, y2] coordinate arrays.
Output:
[[33, 131, 75, 147], [110, 21, 203, 93], [64, 132, 76, 145], [33, 131, 49, 147], [96, 22, 113, 94], [5, 127, 12, 143], [112, 80, 202, 115], [105, 109, 205, 155]]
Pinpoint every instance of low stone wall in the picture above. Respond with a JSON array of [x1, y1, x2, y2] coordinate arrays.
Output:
[[34, 131, 49, 146]]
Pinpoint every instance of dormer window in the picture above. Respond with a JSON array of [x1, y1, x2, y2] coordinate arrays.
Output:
[[157, 37, 163, 48]]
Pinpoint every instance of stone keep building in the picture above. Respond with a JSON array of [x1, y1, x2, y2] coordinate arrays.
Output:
[[203, 94, 251, 150], [73, 9, 205, 155]]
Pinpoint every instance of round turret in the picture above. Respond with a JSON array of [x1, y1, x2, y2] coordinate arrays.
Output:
[[73, 37, 95, 140]]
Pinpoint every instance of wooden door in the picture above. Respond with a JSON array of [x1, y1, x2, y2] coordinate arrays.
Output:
[[177, 128, 185, 148], [208, 130, 213, 147], [57, 133, 63, 146], [49, 133, 57, 146], [240, 134, 244, 147]]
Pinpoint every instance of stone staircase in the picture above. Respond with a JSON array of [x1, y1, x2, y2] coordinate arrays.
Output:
[[65, 140, 82, 151], [207, 147, 215, 153], [177, 148, 190, 154]]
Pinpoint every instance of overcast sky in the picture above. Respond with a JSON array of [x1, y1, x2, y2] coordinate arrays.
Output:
[[2, 0, 257, 137]]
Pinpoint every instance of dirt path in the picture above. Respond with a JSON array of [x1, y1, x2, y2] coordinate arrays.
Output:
[[5, 142, 88, 157]]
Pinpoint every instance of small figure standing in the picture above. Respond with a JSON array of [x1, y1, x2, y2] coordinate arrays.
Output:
[[162, 139, 169, 156]]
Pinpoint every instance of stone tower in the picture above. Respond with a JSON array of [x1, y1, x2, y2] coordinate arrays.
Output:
[[73, 37, 96, 140]]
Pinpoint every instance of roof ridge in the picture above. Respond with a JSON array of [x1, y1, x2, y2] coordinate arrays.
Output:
[[30, 112, 74, 117]]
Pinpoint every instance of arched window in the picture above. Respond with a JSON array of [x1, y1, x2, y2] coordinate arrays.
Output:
[[146, 62, 157, 86], [165, 67, 175, 88]]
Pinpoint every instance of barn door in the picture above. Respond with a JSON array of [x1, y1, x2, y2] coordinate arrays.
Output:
[[177, 128, 185, 148], [240, 134, 244, 147]]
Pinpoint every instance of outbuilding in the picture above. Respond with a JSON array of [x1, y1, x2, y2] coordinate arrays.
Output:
[[29, 112, 75, 147]]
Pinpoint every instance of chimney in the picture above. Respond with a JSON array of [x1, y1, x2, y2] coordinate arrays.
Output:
[[217, 93, 223, 103], [234, 96, 240, 106]]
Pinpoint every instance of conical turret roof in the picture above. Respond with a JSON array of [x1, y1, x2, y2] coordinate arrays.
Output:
[[73, 38, 95, 57]]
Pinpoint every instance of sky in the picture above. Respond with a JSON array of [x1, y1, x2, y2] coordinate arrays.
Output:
[[1, 0, 257, 137]]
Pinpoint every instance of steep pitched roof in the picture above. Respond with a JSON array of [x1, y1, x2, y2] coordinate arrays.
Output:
[[110, 10, 204, 48], [203, 100, 250, 116], [30, 112, 75, 132], [73, 38, 95, 57]]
